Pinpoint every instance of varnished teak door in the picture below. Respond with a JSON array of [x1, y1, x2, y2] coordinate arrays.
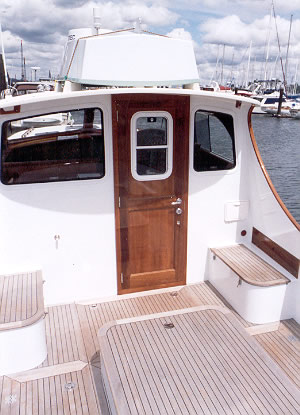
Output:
[[113, 94, 190, 294]]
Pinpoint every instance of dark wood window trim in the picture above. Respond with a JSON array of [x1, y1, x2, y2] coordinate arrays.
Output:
[[252, 227, 299, 278]]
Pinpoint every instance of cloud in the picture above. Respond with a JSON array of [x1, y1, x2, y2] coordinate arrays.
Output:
[[1, 0, 299, 83], [166, 27, 193, 41], [197, 12, 300, 84], [1, 0, 179, 78], [169, 0, 300, 20]]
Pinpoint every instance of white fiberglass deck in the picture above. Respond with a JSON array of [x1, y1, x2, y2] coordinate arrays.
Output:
[[99, 305, 300, 415]]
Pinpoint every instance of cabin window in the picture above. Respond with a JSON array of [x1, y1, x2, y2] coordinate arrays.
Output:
[[1, 107, 105, 185], [194, 110, 235, 172], [131, 112, 173, 181]]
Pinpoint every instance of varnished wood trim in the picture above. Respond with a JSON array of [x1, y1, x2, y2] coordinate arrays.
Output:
[[118, 280, 186, 295], [248, 106, 300, 231], [112, 96, 123, 294], [252, 227, 299, 278]]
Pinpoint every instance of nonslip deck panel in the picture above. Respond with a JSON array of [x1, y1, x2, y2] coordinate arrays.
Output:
[[99, 306, 300, 415], [211, 244, 290, 286], [0, 270, 44, 330]]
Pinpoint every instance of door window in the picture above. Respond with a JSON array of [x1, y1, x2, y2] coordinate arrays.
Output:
[[131, 112, 173, 181]]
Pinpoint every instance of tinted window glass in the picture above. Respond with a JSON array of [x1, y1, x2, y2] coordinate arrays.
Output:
[[136, 148, 167, 175], [1, 108, 105, 185], [136, 117, 167, 146], [194, 111, 235, 172], [133, 115, 170, 179]]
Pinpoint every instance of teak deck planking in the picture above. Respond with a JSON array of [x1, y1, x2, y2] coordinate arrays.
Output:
[[0, 282, 299, 414], [255, 319, 300, 389]]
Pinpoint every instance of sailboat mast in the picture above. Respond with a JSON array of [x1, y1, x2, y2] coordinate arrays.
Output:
[[210, 44, 220, 84], [285, 14, 293, 89], [263, 3, 273, 85], [0, 23, 8, 88], [272, 0, 287, 93], [24, 57, 26, 81], [230, 51, 235, 86], [245, 41, 252, 87], [293, 59, 298, 95], [221, 44, 225, 85], [21, 40, 25, 81]]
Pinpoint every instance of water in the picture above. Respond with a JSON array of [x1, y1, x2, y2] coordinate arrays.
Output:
[[252, 115, 300, 224]]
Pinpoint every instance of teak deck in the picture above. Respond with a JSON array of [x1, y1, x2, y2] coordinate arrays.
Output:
[[211, 244, 291, 286], [0, 270, 44, 330], [0, 282, 299, 414], [99, 306, 300, 415]]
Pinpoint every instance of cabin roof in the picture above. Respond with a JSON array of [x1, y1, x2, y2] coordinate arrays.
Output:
[[0, 88, 259, 112], [59, 30, 199, 87]]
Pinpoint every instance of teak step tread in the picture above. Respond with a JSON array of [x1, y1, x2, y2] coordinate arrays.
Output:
[[211, 244, 290, 287], [0, 270, 44, 330]]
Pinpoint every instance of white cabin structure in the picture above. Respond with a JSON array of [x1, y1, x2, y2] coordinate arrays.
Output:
[[0, 23, 299, 413]]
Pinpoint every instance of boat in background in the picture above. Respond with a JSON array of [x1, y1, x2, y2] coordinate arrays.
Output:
[[1, 81, 54, 99], [261, 96, 299, 116], [289, 103, 300, 119]]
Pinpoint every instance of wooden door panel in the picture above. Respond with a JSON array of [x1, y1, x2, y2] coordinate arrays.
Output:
[[128, 176, 175, 196], [113, 94, 190, 294], [129, 269, 176, 289], [127, 207, 175, 274]]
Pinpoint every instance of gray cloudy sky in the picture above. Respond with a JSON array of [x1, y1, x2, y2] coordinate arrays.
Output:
[[1, 0, 300, 85]]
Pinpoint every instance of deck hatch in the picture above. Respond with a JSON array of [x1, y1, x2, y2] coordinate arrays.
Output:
[[99, 306, 300, 414]]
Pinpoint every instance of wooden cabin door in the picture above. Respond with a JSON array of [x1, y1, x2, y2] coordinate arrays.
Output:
[[113, 94, 190, 294]]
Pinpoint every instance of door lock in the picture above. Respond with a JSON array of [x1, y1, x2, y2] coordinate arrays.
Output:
[[176, 207, 183, 215]]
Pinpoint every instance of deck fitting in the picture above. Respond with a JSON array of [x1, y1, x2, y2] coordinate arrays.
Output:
[[163, 322, 175, 329], [65, 382, 76, 391], [5, 395, 17, 405]]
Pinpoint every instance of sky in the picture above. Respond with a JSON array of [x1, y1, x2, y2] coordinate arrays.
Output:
[[1, 0, 300, 85]]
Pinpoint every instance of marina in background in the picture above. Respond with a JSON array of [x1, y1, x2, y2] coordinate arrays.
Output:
[[253, 114, 300, 223]]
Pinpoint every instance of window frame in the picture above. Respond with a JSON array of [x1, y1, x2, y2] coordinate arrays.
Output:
[[192, 108, 237, 174], [130, 111, 173, 182], [0, 106, 106, 186]]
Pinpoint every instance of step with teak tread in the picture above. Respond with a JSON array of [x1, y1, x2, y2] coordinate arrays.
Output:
[[211, 244, 290, 287], [0, 270, 44, 330]]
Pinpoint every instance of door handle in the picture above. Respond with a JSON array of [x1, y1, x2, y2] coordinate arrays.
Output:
[[171, 198, 182, 205]]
